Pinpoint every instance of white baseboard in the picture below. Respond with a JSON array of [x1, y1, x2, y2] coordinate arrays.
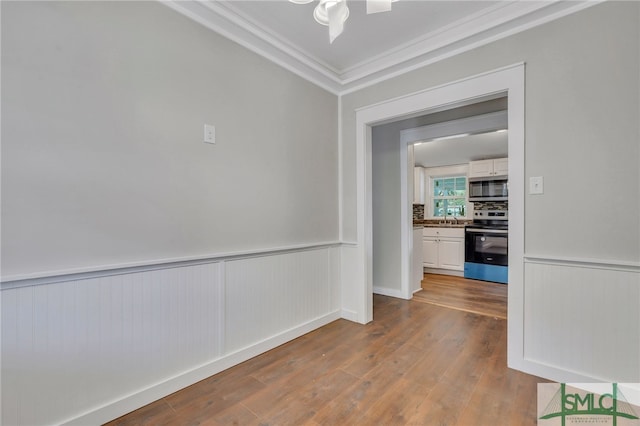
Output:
[[423, 267, 464, 277], [373, 286, 406, 299], [340, 308, 359, 322], [64, 310, 341, 425], [512, 357, 611, 384]]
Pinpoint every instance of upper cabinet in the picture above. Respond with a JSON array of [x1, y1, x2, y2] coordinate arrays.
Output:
[[413, 166, 425, 204], [468, 157, 508, 178]]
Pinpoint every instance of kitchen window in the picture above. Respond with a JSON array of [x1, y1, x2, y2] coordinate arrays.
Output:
[[430, 176, 467, 218]]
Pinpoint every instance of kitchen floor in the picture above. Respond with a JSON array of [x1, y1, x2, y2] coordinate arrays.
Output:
[[413, 273, 508, 319]]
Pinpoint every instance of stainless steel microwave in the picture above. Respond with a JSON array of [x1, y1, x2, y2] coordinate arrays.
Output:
[[468, 176, 508, 201]]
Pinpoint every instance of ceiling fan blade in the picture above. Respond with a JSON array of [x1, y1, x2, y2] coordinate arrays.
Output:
[[328, 0, 348, 43], [366, 0, 393, 14]]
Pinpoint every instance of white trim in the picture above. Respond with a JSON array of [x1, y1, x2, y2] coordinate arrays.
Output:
[[338, 1, 596, 86], [354, 62, 526, 372], [353, 63, 521, 114], [524, 255, 640, 273], [422, 268, 464, 278], [161, 0, 600, 95], [517, 359, 607, 384], [372, 286, 405, 299], [399, 140, 412, 300], [338, 94, 344, 242], [61, 310, 341, 426], [400, 111, 508, 145], [1, 241, 343, 288], [339, 1, 599, 94], [340, 308, 359, 323], [161, 0, 342, 94], [217, 261, 226, 358]]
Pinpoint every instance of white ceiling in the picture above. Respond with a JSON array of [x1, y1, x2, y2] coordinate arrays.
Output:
[[414, 131, 508, 168], [220, 0, 499, 71], [165, 0, 597, 94]]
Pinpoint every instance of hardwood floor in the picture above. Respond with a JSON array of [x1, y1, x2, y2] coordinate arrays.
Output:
[[106, 294, 546, 426], [413, 273, 508, 319]]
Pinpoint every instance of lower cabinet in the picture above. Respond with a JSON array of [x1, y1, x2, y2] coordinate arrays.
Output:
[[422, 227, 465, 272]]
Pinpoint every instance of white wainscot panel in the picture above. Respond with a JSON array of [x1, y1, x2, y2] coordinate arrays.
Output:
[[524, 262, 640, 382], [224, 248, 332, 353], [1, 263, 223, 426]]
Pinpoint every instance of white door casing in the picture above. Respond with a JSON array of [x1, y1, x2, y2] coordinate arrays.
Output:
[[352, 63, 525, 371]]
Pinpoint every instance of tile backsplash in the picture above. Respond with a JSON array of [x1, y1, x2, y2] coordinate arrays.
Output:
[[413, 204, 425, 220], [473, 201, 508, 210], [413, 202, 507, 220]]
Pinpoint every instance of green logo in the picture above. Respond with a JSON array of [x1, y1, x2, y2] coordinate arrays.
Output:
[[539, 383, 639, 426]]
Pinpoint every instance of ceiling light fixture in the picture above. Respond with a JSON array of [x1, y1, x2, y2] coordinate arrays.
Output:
[[289, 0, 397, 44]]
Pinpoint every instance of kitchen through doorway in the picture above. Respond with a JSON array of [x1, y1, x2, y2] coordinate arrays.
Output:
[[400, 100, 510, 319], [354, 64, 525, 371], [371, 96, 508, 299]]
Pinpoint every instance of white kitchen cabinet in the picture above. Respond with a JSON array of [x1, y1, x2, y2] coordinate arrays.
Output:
[[413, 166, 425, 204], [422, 227, 465, 272], [439, 239, 463, 269], [422, 237, 439, 268], [468, 157, 508, 178], [493, 157, 509, 176]]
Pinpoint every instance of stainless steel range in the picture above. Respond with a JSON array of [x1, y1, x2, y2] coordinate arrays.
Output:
[[464, 210, 508, 284]]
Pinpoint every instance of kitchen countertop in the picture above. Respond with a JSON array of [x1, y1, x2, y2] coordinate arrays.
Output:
[[413, 220, 470, 228]]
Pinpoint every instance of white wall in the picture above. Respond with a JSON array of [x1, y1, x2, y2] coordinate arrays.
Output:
[[341, 1, 639, 382], [342, 2, 639, 260], [1, 1, 338, 279], [1, 1, 340, 424]]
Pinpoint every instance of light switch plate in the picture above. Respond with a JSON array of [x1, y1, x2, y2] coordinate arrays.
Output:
[[204, 124, 215, 144], [529, 176, 544, 194]]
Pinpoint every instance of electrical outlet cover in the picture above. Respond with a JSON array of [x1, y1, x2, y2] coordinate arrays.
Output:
[[204, 124, 215, 144]]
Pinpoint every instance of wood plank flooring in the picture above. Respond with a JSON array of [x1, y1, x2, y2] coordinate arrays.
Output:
[[413, 273, 508, 319], [106, 294, 546, 426]]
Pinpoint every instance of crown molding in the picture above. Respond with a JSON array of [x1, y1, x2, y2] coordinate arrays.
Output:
[[162, 0, 602, 96], [162, 0, 344, 94]]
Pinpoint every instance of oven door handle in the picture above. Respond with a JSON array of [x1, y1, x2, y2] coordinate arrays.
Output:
[[465, 228, 508, 234]]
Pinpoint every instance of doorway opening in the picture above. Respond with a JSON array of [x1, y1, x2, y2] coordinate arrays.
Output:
[[370, 96, 508, 297], [353, 63, 525, 371], [394, 98, 509, 319]]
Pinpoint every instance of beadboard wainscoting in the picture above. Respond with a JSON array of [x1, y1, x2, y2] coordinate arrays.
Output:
[[1, 245, 342, 426], [523, 256, 640, 383]]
